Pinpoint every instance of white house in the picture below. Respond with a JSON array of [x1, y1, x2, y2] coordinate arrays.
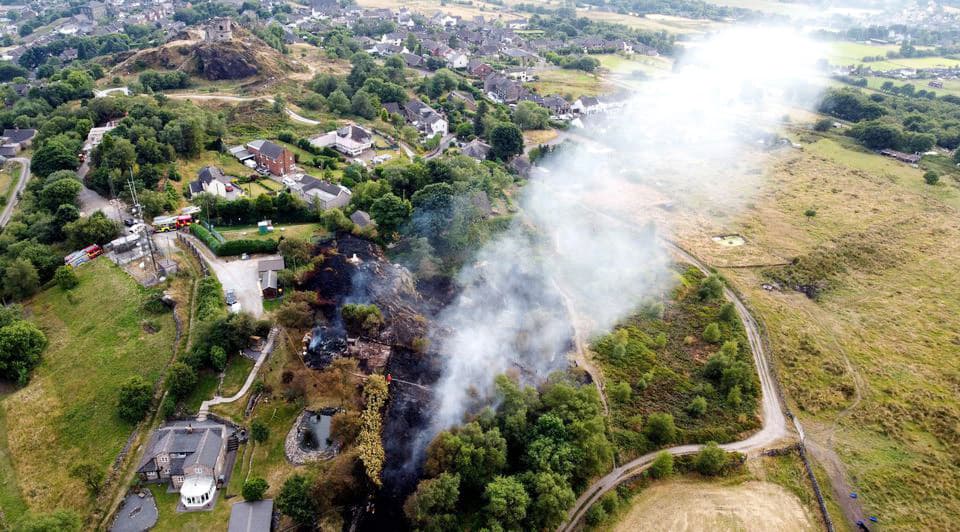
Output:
[[445, 50, 469, 69], [402, 100, 448, 138], [309, 123, 374, 157], [572, 96, 602, 115], [284, 174, 352, 210]]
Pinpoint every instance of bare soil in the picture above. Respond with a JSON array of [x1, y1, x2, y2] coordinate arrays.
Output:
[[614, 480, 816, 532]]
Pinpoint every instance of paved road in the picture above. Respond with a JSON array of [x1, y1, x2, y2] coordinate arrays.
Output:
[[0, 157, 30, 227], [557, 207, 792, 531], [77, 161, 126, 221]]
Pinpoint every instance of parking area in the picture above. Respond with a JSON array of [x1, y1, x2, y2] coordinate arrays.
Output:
[[109, 490, 158, 532]]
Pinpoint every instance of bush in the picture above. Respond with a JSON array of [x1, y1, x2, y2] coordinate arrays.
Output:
[[924, 170, 940, 185], [341, 303, 383, 337], [687, 395, 707, 417], [243, 477, 269, 501], [195, 276, 225, 321], [644, 412, 676, 445], [165, 362, 197, 399], [702, 322, 722, 344], [251, 419, 270, 443], [608, 380, 632, 403], [650, 451, 674, 479], [718, 302, 736, 323], [813, 118, 833, 132], [694, 441, 728, 476], [117, 376, 153, 423], [54, 266, 79, 290], [697, 274, 723, 301]]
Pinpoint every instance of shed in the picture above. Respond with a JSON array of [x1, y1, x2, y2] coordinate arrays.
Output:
[[228, 499, 274, 532], [260, 270, 278, 299]]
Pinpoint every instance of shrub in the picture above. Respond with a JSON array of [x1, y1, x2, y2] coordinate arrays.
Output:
[[702, 322, 722, 344], [695, 441, 728, 476], [341, 303, 383, 337], [718, 302, 736, 323], [697, 274, 723, 301], [687, 395, 707, 417], [165, 362, 197, 399], [251, 419, 269, 443], [813, 118, 833, 132], [54, 266, 79, 290], [650, 451, 674, 479], [242, 477, 269, 501], [117, 376, 153, 423], [195, 276, 225, 321], [924, 170, 940, 185], [69, 462, 104, 497], [644, 412, 676, 445]]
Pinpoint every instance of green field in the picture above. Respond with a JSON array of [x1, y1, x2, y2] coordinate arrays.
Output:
[[148, 485, 232, 532], [825, 41, 960, 70], [595, 53, 673, 78], [0, 259, 176, 522]]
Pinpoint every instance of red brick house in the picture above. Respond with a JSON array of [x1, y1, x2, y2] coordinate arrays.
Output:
[[247, 140, 295, 176]]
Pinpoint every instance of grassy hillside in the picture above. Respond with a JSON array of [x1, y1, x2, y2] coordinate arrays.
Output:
[[673, 134, 960, 527], [0, 259, 176, 521]]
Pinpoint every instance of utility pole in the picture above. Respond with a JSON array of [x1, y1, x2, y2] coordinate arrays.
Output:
[[127, 172, 160, 276]]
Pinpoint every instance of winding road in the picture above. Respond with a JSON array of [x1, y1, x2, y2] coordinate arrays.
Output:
[[557, 206, 793, 531], [0, 157, 30, 228]]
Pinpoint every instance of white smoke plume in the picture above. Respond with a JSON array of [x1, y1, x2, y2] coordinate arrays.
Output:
[[423, 27, 825, 439]]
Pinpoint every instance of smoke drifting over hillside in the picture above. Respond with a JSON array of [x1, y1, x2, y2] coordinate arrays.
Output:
[[423, 28, 825, 442]]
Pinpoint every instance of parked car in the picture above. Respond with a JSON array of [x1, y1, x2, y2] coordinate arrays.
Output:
[[123, 218, 135, 227], [225, 289, 237, 306]]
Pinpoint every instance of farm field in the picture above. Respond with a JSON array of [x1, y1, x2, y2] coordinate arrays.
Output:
[[0, 259, 176, 522], [824, 41, 960, 70]]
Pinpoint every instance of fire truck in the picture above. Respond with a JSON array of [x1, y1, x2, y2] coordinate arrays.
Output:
[[153, 214, 194, 233]]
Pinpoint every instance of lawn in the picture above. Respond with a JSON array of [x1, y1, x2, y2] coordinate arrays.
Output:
[[528, 69, 611, 99], [148, 485, 232, 532], [595, 53, 672, 77], [824, 40, 960, 70], [217, 222, 328, 242], [0, 259, 176, 520]]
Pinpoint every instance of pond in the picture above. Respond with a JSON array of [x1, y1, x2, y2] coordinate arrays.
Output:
[[299, 411, 333, 452]]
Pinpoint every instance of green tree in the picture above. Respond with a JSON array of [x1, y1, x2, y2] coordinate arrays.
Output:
[[251, 419, 270, 443], [718, 302, 736, 323], [813, 118, 833, 132], [210, 345, 227, 371], [513, 101, 550, 130], [351, 90, 380, 119], [483, 476, 529, 529], [369, 192, 412, 235], [702, 322, 722, 344], [608, 380, 632, 403], [489, 123, 524, 160], [924, 170, 940, 185], [425, 421, 508, 491], [650, 451, 674, 479], [165, 362, 197, 399], [69, 462, 104, 496], [644, 412, 676, 445], [39, 177, 82, 211], [726, 385, 743, 407], [697, 274, 724, 301], [804, 208, 817, 220], [54, 266, 79, 290], [117, 375, 153, 423], [327, 89, 351, 114], [695, 441, 728, 476], [276, 474, 318, 526], [0, 319, 47, 383], [277, 237, 313, 268], [404, 472, 461, 530], [64, 211, 121, 248], [687, 395, 707, 417], [3, 258, 40, 300], [341, 303, 383, 337], [32, 138, 80, 177], [524, 471, 575, 530], [242, 477, 269, 501]]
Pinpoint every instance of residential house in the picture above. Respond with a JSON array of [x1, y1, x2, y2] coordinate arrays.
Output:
[[83, 123, 117, 154], [309, 123, 374, 157], [461, 138, 491, 161], [283, 174, 352, 209], [541, 95, 572, 119], [229, 145, 255, 165], [350, 210, 375, 228], [484, 74, 525, 104], [402, 100, 448, 137], [229, 500, 275, 532], [445, 50, 469, 69], [400, 52, 424, 68], [247, 140, 295, 176], [506, 18, 529, 30], [381, 31, 406, 46], [449, 90, 477, 111], [501, 48, 539, 66], [188, 166, 236, 198], [504, 67, 533, 82], [0, 128, 35, 156], [572, 96, 601, 115], [137, 420, 232, 510], [467, 60, 493, 79]]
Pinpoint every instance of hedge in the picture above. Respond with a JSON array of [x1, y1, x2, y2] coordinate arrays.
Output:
[[190, 224, 279, 257]]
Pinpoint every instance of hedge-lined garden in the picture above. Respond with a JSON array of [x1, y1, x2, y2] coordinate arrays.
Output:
[[190, 224, 279, 257]]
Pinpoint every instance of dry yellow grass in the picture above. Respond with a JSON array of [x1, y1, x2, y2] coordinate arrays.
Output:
[[614, 480, 816, 532]]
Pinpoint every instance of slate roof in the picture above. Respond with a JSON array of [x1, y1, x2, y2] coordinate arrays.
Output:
[[258, 140, 286, 161], [257, 257, 285, 273], [198, 166, 226, 184], [350, 210, 373, 228], [260, 270, 278, 291], [229, 500, 274, 532], [1, 129, 36, 144], [137, 423, 226, 475]]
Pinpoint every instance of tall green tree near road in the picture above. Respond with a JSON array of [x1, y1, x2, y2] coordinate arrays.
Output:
[[276, 474, 318, 526], [484, 475, 529, 528], [489, 123, 524, 160]]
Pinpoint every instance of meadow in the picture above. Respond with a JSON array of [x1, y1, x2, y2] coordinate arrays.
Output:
[[0, 259, 176, 522]]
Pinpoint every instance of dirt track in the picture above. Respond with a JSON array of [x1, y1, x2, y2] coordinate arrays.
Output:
[[613, 480, 816, 532]]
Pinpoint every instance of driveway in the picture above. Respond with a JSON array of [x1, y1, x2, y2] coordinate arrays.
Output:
[[77, 161, 126, 221], [0, 157, 30, 227], [159, 232, 278, 318]]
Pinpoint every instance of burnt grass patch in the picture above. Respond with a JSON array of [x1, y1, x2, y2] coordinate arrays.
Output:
[[593, 265, 760, 462]]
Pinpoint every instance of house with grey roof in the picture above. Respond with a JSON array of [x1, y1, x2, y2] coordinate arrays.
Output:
[[350, 209, 374, 228], [283, 174, 352, 210], [188, 166, 238, 198], [0, 128, 36, 156], [137, 420, 234, 510], [461, 138, 491, 161]]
